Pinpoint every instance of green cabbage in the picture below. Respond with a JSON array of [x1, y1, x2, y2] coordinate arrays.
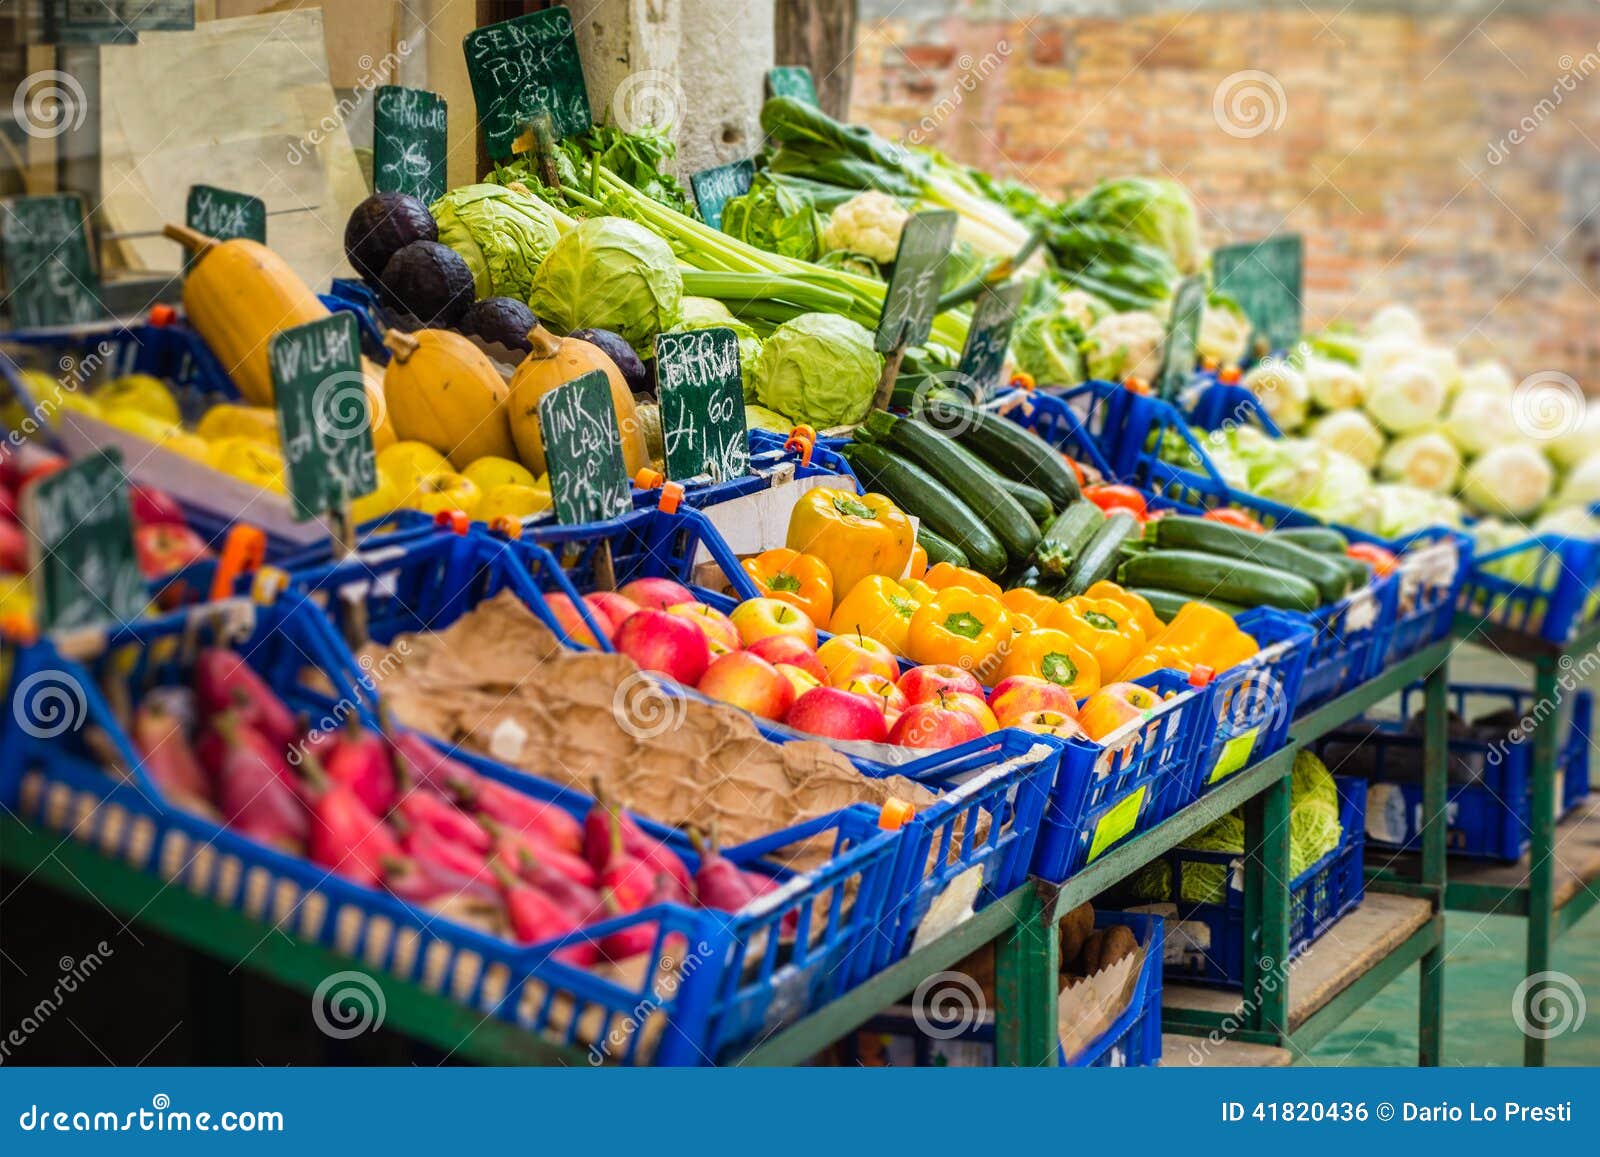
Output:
[[671, 297, 764, 401], [1061, 177, 1203, 275], [430, 183, 560, 300], [754, 312, 882, 428], [528, 215, 683, 352], [1010, 306, 1085, 385]]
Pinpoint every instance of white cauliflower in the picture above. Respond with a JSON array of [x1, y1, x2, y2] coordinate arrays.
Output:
[[1198, 301, 1250, 367], [1085, 310, 1165, 383], [821, 191, 910, 265], [1055, 288, 1109, 331]]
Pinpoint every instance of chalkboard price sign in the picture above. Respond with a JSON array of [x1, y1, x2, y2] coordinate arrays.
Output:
[[268, 313, 378, 522], [766, 66, 818, 106], [186, 185, 265, 244], [656, 327, 749, 484], [1156, 275, 1208, 400], [1212, 234, 1304, 355], [539, 371, 633, 525], [689, 158, 755, 231], [43, 0, 193, 42], [1, 194, 103, 329], [876, 209, 958, 354], [373, 85, 449, 204], [464, 6, 591, 161], [956, 279, 1024, 399], [23, 448, 146, 634]]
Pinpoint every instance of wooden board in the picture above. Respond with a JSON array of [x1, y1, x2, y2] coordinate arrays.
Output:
[[1161, 1034, 1293, 1067], [1448, 797, 1600, 910], [268, 313, 377, 522], [689, 158, 755, 232], [655, 327, 749, 484], [875, 209, 957, 354], [1163, 892, 1432, 1030], [186, 185, 266, 244], [955, 279, 1023, 400], [22, 448, 146, 634], [1213, 235, 1304, 355], [766, 66, 818, 106], [1155, 274, 1206, 398], [373, 85, 449, 205], [1, 194, 102, 329], [463, 6, 591, 161], [539, 370, 631, 524]]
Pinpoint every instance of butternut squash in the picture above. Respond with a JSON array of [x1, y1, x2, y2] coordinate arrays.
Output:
[[381, 329, 518, 470], [505, 325, 648, 476], [162, 224, 395, 449]]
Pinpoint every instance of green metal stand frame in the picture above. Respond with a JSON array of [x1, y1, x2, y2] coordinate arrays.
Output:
[[1444, 615, 1600, 1067], [1, 642, 1456, 1067]]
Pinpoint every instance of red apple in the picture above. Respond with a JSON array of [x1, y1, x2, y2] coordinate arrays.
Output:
[[784, 686, 889, 743], [818, 633, 899, 687], [19, 457, 66, 491], [0, 481, 15, 523], [128, 483, 186, 528], [1011, 710, 1086, 739], [0, 520, 27, 573], [133, 522, 210, 578], [748, 635, 825, 681], [1077, 682, 1159, 741], [613, 609, 711, 686], [666, 601, 739, 652], [888, 702, 986, 750], [697, 651, 795, 721], [545, 592, 606, 648], [898, 663, 985, 705], [730, 597, 818, 649], [585, 592, 640, 640], [939, 691, 999, 734], [777, 663, 822, 699], [989, 675, 1080, 726], [618, 576, 695, 611], [840, 672, 907, 717]]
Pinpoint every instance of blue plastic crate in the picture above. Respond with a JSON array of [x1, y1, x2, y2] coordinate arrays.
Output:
[[271, 519, 1057, 983], [1317, 685, 1593, 861], [840, 910, 1164, 1067], [1458, 533, 1600, 646], [0, 596, 906, 1066], [985, 385, 1118, 481], [1177, 608, 1312, 810], [1157, 776, 1367, 988]]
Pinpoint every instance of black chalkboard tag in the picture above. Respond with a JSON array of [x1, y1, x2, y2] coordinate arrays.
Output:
[[1, 194, 103, 329], [464, 6, 591, 162], [1212, 234, 1304, 357], [872, 210, 958, 410], [656, 328, 749, 484], [185, 185, 265, 245], [1156, 275, 1208, 400], [268, 313, 377, 524], [22, 448, 146, 635], [955, 279, 1024, 400], [373, 85, 449, 204], [689, 158, 755, 231], [766, 66, 818, 106], [540, 371, 633, 525]]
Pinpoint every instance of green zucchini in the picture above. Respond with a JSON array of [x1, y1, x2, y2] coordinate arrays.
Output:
[[859, 410, 1040, 563], [1065, 509, 1140, 595], [1148, 516, 1352, 603], [1272, 525, 1350, 555], [1131, 587, 1246, 622], [1118, 550, 1322, 612], [916, 526, 968, 569], [999, 478, 1053, 525], [912, 390, 1082, 510], [842, 443, 1008, 576], [1033, 501, 1103, 577]]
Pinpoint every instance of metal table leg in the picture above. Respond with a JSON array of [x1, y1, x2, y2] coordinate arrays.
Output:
[[1418, 657, 1449, 1066], [1523, 653, 1560, 1067]]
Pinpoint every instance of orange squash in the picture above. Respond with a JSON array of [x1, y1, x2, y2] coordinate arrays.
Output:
[[505, 325, 647, 476]]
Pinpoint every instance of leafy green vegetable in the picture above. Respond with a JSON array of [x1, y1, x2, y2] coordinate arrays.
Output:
[[430, 183, 561, 300], [528, 216, 683, 352], [671, 296, 764, 401], [720, 173, 852, 262], [754, 312, 882, 428], [1059, 177, 1203, 275], [1010, 305, 1085, 385]]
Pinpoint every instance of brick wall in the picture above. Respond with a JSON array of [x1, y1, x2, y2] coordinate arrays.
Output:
[[849, 1, 1600, 384]]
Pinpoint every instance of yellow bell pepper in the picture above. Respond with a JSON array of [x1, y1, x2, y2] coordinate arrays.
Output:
[[906, 588, 1012, 681], [1207, 626, 1260, 671], [907, 542, 928, 581], [923, 562, 1003, 599], [901, 577, 937, 605], [1083, 580, 1163, 637], [741, 548, 834, 629], [787, 489, 913, 609], [1118, 645, 1197, 681], [1149, 602, 1240, 659], [1054, 596, 1146, 683], [829, 574, 921, 655], [994, 628, 1100, 698], [1001, 586, 1060, 626]]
